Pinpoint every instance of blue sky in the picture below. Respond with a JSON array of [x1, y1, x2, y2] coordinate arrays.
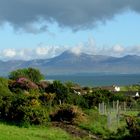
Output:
[[0, 0, 140, 60]]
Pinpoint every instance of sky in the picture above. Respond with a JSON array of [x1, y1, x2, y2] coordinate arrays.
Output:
[[0, 0, 140, 60]]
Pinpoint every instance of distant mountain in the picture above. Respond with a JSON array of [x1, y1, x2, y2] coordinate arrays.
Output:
[[1, 51, 140, 76]]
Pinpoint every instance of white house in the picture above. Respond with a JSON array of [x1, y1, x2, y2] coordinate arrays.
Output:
[[114, 86, 120, 92], [135, 92, 139, 97]]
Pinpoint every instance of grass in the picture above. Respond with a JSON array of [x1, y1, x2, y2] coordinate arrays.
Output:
[[0, 122, 82, 140], [122, 110, 139, 116], [120, 85, 140, 91], [79, 109, 110, 138], [78, 109, 139, 138], [0, 109, 138, 140]]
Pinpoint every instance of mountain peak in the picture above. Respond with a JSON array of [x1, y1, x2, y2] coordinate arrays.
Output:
[[61, 50, 82, 56]]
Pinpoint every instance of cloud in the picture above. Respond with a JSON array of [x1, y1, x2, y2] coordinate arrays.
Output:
[[2, 49, 16, 57], [0, 38, 140, 60], [112, 44, 124, 54], [36, 47, 50, 56], [0, 0, 140, 32], [70, 44, 83, 55]]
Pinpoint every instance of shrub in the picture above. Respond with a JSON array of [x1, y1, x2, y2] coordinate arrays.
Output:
[[38, 80, 50, 93], [126, 116, 140, 138], [50, 104, 86, 124], [0, 77, 12, 96], [0, 95, 13, 120], [46, 81, 69, 104], [9, 67, 44, 83], [111, 92, 126, 101], [8, 77, 38, 93], [83, 90, 114, 108], [66, 93, 88, 108], [0, 94, 49, 126], [20, 106, 49, 126], [39, 93, 56, 106]]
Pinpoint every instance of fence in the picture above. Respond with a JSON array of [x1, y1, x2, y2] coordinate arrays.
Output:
[[98, 100, 140, 129]]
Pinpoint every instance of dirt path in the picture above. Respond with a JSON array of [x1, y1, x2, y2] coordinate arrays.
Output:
[[52, 122, 101, 140]]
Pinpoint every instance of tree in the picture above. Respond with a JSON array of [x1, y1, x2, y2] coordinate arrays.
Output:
[[9, 68, 44, 83]]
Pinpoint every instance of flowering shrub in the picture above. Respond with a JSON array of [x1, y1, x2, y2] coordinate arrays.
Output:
[[9, 77, 38, 93]]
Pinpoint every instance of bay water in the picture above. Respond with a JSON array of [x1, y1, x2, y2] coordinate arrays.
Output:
[[46, 74, 140, 87]]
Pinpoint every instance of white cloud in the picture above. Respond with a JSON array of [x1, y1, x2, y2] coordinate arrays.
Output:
[[1, 38, 140, 60], [70, 44, 83, 55], [69, 37, 96, 55], [36, 47, 50, 56], [112, 44, 124, 54], [3, 49, 16, 57]]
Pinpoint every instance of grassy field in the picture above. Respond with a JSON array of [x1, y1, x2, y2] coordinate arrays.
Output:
[[120, 85, 140, 91], [0, 122, 82, 140]]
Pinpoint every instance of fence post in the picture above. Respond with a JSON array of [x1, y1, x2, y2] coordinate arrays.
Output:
[[113, 100, 115, 111], [116, 106, 120, 127], [116, 100, 119, 114], [124, 101, 126, 112], [99, 103, 101, 114], [107, 112, 111, 128], [102, 102, 105, 115], [104, 105, 107, 115]]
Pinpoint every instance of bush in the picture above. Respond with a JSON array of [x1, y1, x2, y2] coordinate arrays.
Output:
[[0, 77, 12, 96], [8, 77, 38, 93], [0, 95, 13, 120], [111, 92, 126, 101], [83, 90, 114, 108], [46, 81, 69, 104], [38, 80, 50, 93], [20, 106, 49, 126], [126, 116, 140, 138], [39, 93, 56, 106], [9, 67, 44, 83], [0, 95, 49, 126], [66, 93, 88, 108], [50, 104, 86, 124]]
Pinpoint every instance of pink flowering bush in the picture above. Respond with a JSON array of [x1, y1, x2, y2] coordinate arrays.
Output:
[[9, 77, 38, 93]]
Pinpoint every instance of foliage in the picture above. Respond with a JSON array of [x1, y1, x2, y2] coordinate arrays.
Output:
[[50, 104, 86, 124], [79, 109, 109, 137], [125, 116, 140, 138], [110, 92, 126, 101], [1, 68, 140, 139], [0, 77, 12, 96], [38, 80, 50, 93], [67, 93, 88, 108], [46, 81, 69, 104], [0, 95, 49, 126], [83, 90, 113, 108], [39, 93, 56, 106], [108, 116, 140, 140], [9, 67, 44, 83], [9, 77, 38, 93]]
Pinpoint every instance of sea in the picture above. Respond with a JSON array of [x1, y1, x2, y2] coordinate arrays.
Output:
[[46, 74, 140, 87]]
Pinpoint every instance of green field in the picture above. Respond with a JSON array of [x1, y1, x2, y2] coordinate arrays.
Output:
[[0, 122, 81, 140], [120, 85, 140, 91]]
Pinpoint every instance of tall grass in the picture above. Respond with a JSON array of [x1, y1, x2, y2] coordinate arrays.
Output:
[[79, 109, 110, 138]]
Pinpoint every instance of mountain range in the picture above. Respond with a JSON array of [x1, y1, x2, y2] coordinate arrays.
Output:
[[1, 50, 140, 76]]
